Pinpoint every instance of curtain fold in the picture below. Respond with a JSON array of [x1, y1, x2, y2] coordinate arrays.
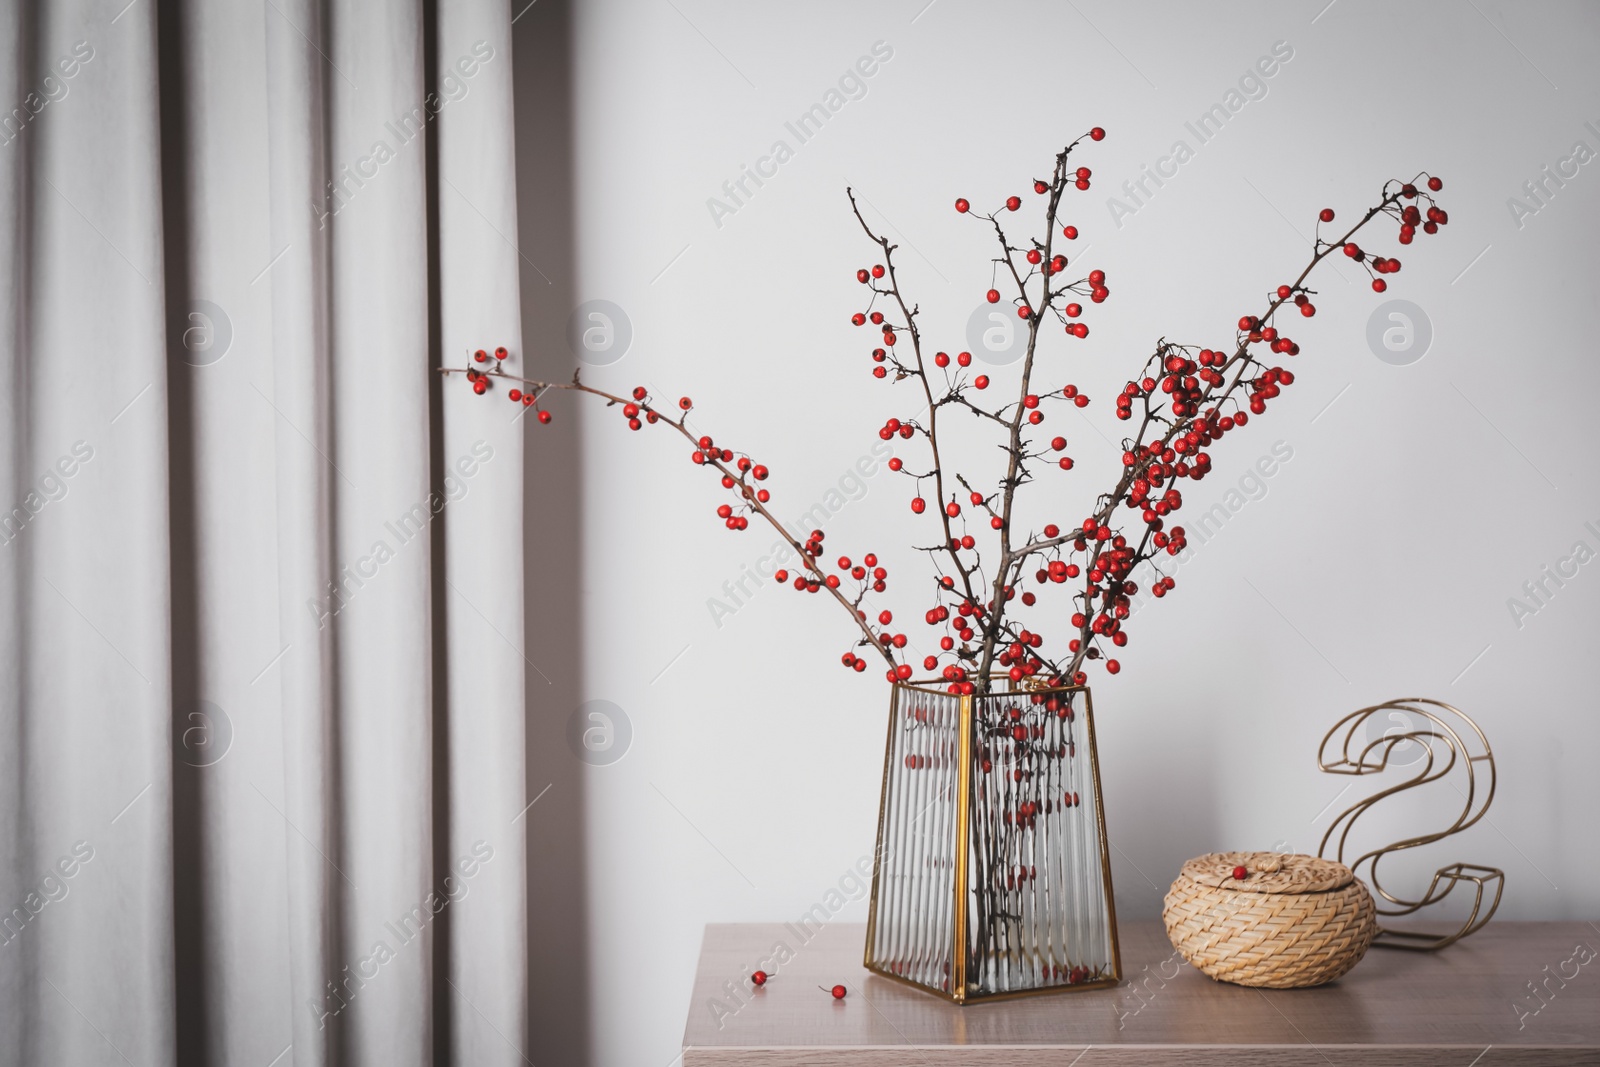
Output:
[[0, 1, 528, 1064]]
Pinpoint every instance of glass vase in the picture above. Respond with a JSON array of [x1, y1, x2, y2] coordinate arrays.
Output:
[[864, 680, 1120, 1002]]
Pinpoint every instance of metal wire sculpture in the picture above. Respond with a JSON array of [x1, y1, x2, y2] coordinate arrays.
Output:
[[1316, 698, 1504, 951]]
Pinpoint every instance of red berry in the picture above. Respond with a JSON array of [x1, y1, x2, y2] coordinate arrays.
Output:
[[1105, 659, 1120, 674], [472, 380, 488, 395], [911, 497, 926, 514], [473, 349, 488, 362], [1089, 127, 1105, 141], [974, 375, 989, 390], [1318, 208, 1334, 223], [1005, 196, 1021, 211], [831, 985, 847, 999], [1233, 865, 1248, 880], [494, 346, 508, 360], [1017, 306, 1031, 320], [945, 501, 961, 517], [986, 289, 1000, 303], [679, 397, 692, 410], [856, 269, 869, 283], [1371, 279, 1387, 293], [537, 410, 553, 424], [1427, 176, 1443, 191], [956, 351, 972, 367], [752, 970, 768, 986], [1063, 225, 1079, 240], [954, 198, 970, 213]]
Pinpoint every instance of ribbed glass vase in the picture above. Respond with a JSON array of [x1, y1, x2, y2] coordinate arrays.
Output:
[[864, 680, 1120, 1002]]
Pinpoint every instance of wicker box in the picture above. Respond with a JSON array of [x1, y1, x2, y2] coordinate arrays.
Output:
[[1162, 851, 1377, 988]]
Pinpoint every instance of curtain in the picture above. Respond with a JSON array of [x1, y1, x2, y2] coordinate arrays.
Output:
[[0, 1, 528, 1064]]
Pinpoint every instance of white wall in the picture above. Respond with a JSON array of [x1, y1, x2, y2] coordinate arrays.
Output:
[[518, 2, 1600, 1063]]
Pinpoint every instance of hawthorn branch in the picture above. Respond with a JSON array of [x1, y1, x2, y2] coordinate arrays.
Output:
[[437, 366, 899, 669], [847, 188, 988, 621]]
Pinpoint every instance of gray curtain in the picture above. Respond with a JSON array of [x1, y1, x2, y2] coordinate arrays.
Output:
[[0, 1, 529, 1064]]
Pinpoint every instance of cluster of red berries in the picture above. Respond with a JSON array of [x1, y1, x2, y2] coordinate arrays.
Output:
[[1400, 191, 1449, 243], [684, 416, 777, 532], [878, 416, 916, 442], [1244, 366, 1296, 416], [463, 346, 557, 424], [850, 264, 903, 379], [772, 532, 906, 678], [996, 628, 1046, 684], [952, 130, 1103, 215], [1240, 303, 1305, 355], [1008, 864, 1039, 888], [614, 385, 661, 432], [1315, 175, 1446, 290]]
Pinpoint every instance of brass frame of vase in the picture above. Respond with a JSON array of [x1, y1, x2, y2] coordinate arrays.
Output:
[[863, 679, 1122, 1004], [1317, 697, 1504, 951]]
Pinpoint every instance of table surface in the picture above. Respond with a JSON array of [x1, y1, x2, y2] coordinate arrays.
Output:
[[682, 920, 1600, 1066]]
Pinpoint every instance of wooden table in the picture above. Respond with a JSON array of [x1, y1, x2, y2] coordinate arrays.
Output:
[[681, 921, 1600, 1065]]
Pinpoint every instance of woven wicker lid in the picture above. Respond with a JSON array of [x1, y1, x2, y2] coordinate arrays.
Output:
[[1179, 851, 1354, 894]]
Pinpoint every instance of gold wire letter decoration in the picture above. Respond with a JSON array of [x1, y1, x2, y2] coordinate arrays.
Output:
[[1316, 698, 1504, 951]]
